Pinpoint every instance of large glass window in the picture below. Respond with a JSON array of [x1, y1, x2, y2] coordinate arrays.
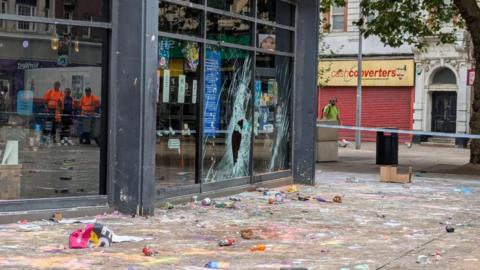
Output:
[[203, 47, 253, 183], [159, 2, 203, 37], [331, 4, 345, 31], [254, 54, 292, 174], [207, 13, 252, 46], [257, 24, 293, 53], [208, 0, 252, 16], [0, 22, 107, 199], [2, 0, 110, 22], [156, 38, 200, 189], [257, 0, 295, 26]]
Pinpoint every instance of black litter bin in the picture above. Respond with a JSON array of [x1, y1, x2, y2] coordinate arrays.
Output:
[[376, 129, 398, 165]]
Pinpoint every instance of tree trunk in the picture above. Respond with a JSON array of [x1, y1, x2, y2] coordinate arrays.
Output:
[[469, 52, 480, 164], [454, 0, 480, 164]]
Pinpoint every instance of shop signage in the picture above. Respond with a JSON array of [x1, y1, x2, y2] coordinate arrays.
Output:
[[467, 68, 475, 86], [204, 50, 221, 135], [17, 62, 39, 70], [318, 59, 415, 87]]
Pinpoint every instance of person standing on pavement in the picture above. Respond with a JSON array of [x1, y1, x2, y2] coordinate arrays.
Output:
[[60, 88, 75, 144], [323, 96, 341, 125], [79, 87, 100, 145], [43, 81, 64, 142]]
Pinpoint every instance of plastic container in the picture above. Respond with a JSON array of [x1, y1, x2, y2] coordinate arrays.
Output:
[[205, 261, 230, 269], [250, 244, 266, 252]]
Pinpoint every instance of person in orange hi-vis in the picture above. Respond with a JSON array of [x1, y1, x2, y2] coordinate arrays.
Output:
[[43, 81, 64, 143], [79, 87, 100, 145]]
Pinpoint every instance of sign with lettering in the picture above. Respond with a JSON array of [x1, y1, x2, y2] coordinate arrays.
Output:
[[318, 59, 415, 87], [204, 50, 221, 135]]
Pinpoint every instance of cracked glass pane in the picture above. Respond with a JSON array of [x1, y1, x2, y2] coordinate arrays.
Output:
[[254, 54, 292, 174], [203, 46, 253, 183]]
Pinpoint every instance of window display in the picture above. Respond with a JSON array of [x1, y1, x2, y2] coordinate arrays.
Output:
[[0, 22, 107, 199]]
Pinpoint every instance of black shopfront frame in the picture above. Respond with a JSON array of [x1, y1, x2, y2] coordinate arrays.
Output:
[[0, 0, 319, 217]]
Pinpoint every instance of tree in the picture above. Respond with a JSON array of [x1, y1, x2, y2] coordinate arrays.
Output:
[[321, 0, 480, 164]]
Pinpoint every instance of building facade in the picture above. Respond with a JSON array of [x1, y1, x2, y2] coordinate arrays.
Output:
[[319, 0, 472, 145], [0, 0, 320, 217]]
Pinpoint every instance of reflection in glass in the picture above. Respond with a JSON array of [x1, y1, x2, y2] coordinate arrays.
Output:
[[203, 47, 252, 182], [0, 22, 107, 199], [207, 0, 252, 16], [159, 2, 202, 36], [254, 54, 292, 174], [257, 24, 293, 53], [0, 0, 110, 22], [257, 0, 295, 26], [207, 13, 252, 46], [156, 38, 200, 188]]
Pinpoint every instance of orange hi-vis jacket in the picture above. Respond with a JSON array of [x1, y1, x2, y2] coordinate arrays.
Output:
[[80, 94, 100, 115], [43, 89, 64, 110]]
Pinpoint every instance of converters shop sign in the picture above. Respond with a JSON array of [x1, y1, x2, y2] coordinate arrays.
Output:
[[318, 59, 415, 87]]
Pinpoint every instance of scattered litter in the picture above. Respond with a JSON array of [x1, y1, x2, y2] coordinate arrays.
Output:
[[315, 196, 329, 203], [250, 244, 266, 252], [240, 229, 254, 239], [446, 225, 455, 233], [380, 166, 412, 183], [346, 177, 359, 183], [256, 187, 269, 193], [454, 187, 474, 194], [218, 239, 235, 247], [286, 185, 299, 193], [376, 213, 386, 219], [56, 218, 96, 224], [215, 201, 235, 208], [353, 264, 369, 270], [416, 255, 430, 264], [162, 202, 174, 209], [191, 195, 198, 203], [69, 223, 150, 249], [69, 223, 113, 249], [17, 224, 43, 231], [332, 196, 342, 203], [52, 212, 62, 222], [59, 176, 72, 181], [143, 246, 157, 256], [202, 198, 212, 206], [298, 195, 311, 201], [112, 234, 152, 243], [268, 198, 274, 205], [229, 196, 241, 202], [205, 261, 230, 269]]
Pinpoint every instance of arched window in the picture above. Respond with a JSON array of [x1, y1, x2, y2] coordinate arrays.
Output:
[[432, 68, 457, 85]]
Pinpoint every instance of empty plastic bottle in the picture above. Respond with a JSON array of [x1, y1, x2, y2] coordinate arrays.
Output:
[[218, 239, 235, 247], [250, 244, 266, 252], [205, 261, 230, 269]]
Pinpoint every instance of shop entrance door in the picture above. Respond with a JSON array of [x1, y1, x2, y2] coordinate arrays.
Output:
[[431, 91, 457, 133]]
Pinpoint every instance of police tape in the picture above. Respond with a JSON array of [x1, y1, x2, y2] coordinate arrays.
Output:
[[316, 123, 480, 140]]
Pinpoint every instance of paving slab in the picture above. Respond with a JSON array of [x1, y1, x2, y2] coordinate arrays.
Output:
[[0, 170, 479, 269]]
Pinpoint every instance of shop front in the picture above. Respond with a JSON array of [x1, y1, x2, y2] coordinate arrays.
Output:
[[318, 59, 415, 142], [0, 0, 319, 217]]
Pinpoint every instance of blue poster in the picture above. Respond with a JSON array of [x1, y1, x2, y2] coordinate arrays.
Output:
[[255, 80, 262, 109], [204, 50, 222, 135], [17, 90, 33, 116]]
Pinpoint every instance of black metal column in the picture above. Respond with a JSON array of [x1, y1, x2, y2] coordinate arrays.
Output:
[[108, 0, 158, 215], [293, 0, 320, 185]]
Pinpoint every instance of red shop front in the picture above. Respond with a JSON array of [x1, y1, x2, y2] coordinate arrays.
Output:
[[317, 59, 415, 142]]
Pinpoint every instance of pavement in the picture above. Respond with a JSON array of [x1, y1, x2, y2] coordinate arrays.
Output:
[[0, 157, 479, 269]]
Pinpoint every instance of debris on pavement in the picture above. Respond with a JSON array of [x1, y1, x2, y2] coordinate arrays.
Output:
[[162, 202, 174, 209], [454, 186, 474, 194], [205, 261, 230, 269], [250, 244, 266, 252], [218, 239, 235, 247], [142, 246, 156, 256], [51, 212, 62, 222], [286, 185, 299, 193], [332, 195, 343, 203], [240, 229, 254, 239], [446, 225, 455, 233], [315, 195, 329, 202], [69, 223, 150, 249], [201, 198, 212, 206], [416, 255, 431, 264]]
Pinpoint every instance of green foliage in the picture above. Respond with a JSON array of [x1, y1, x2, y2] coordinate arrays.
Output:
[[322, 0, 464, 49]]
